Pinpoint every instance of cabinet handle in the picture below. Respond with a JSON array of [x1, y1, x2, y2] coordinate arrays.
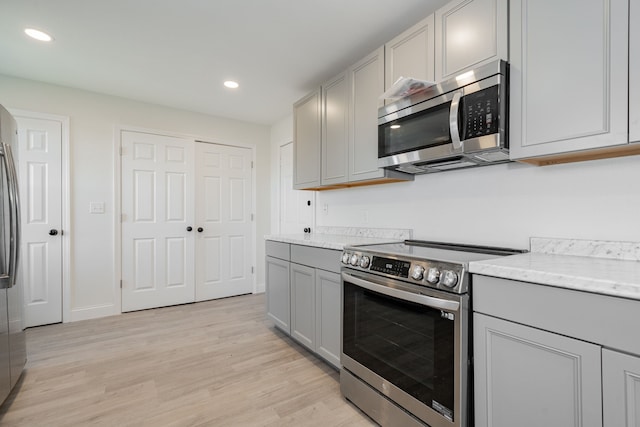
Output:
[[197, 227, 204, 233], [186, 226, 193, 232]]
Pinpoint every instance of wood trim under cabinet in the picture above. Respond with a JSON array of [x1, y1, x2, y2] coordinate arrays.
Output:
[[516, 142, 640, 166]]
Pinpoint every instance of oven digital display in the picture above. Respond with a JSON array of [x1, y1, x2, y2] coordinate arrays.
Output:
[[370, 256, 411, 277]]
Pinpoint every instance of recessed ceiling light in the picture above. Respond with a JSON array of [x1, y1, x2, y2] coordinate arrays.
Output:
[[24, 28, 53, 42], [224, 80, 239, 89]]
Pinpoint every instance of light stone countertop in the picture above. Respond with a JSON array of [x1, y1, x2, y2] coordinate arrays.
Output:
[[469, 237, 640, 301], [265, 226, 411, 251]]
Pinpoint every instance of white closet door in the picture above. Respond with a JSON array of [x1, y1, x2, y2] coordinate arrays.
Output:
[[195, 142, 253, 301], [121, 131, 195, 312], [16, 116, 62, 327]]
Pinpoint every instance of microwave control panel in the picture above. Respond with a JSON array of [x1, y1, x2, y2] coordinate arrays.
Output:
[[462, 85, 499, 139]]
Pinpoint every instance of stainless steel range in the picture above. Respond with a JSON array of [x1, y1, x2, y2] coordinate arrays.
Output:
[[340, 240, 524, 427]]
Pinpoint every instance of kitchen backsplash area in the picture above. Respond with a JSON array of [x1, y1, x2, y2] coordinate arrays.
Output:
[[313, 226, 412, 240], [530, 237, 640, 261]]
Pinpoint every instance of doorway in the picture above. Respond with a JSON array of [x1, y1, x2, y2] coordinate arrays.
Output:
[[12, 111, 69, 327], [120, 130, 254, 312]]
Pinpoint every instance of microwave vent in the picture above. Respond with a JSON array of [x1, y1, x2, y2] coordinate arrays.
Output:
[[471, 150, 510, 163]]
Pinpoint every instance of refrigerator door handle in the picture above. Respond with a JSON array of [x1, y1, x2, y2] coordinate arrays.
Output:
[[0, 147, 11, 289], [4, 145, 20, 288]]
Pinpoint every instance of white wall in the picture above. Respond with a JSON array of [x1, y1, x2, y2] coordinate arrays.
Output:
[[269, 115, 293, 234], [275, 114, 640, 250], [0, 74, 271, 321]]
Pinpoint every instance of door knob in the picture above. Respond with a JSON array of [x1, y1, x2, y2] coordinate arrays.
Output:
[[186, 226, 193, 232], [197, 227, 204, 232], [49, 229, 58, 236]]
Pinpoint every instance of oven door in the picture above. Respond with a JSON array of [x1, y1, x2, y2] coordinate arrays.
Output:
[[341, 270, 469, 427]]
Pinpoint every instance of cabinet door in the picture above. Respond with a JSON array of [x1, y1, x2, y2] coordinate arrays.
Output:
[[385, 15, 435, 90], [434, 0, 507, 81], [603, 348, 640, 427], [293, 89, 321, 189], [265, 256, 290, 334], [631, 0, 640, 143], [290, 263, 316, 351], [509, 0, 628, 160], [348, 47, 385, 182], [315, 269, 341, 369], [321, 72, 349, 186], [474, 313, 602, 427]]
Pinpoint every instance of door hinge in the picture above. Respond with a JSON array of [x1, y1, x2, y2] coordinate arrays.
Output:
[[119, 146, 124, 156], [120, 280, 123, 289], [251, 266, 254, 274], [251, 161, 254, 169], [121, 213, 126, 222], [251, 213, 254, 221]]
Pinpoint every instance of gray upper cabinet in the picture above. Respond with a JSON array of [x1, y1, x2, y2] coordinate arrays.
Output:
[[293, 89, 321, 190], [602, 348, 640, 427], [509, 0, 629, 162], [434, 0, 508, 81], [321, 72, 349, 186], [348, 46, 386, 183], [474, 313, 603, 427], [631, 0, 640, 143], [385, 15, 436, 91]]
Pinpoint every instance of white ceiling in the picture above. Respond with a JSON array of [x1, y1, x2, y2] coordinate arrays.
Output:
[[0, 0, 449, 125]]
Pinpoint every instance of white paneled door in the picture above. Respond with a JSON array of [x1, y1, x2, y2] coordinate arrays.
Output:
[[279, 142, 313, 234], [121, 131, 195, 312], [121, 133, 254, 312], [16, 117, 63, 327], [195, 142, 253, 301]]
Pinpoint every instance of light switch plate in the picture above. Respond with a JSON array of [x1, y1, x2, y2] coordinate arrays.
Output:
[[89, 202, 105, 214]]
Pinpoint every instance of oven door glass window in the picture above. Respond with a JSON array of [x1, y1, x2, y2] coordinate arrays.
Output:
[[343, 281, 455, 417], [378, 101, 452, 158]]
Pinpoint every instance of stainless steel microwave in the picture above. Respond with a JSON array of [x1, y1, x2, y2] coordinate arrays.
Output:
[[378, 60, 509, 174]]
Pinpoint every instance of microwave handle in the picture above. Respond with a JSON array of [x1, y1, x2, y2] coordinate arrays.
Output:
[[449, 91, 463, 150]]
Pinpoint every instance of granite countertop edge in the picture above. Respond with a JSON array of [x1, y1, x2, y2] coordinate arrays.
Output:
[[469, 252, 640, 301], [264, 234, 403, 251]]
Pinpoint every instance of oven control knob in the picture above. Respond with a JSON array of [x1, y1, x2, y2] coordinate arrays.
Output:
[[350, 253, 360, 266], [359, 256, 371, 269], [411, 265, 425, 281], [341, 252, 350, 264], [426, 268, 441, 284], [441, 270, 459, 288]]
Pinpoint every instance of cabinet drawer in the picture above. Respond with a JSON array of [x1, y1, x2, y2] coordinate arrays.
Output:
[[291, 244, 341, 273], [473, 275, 640, 356], [266, 240, 290, 261]]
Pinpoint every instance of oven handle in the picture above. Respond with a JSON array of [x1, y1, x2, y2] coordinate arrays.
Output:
[[342, 272, 460, 312], [449, 91, 463, 151]]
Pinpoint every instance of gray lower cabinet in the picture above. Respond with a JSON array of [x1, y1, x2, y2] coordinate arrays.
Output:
[[265, 240, 341, 369], [265, 241, 291, 334], [474, 313, 602, 427], [290, 262, 316, 351], [602, 348, 640, 427], [473, 274, 640, 427], [314, 269, 341, 368]]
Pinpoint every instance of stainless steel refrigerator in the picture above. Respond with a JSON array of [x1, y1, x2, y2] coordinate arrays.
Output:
[[0, 104, 26, 404]]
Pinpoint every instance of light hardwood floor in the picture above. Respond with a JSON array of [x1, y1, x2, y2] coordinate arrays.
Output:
[[0, 294, 376, 426]]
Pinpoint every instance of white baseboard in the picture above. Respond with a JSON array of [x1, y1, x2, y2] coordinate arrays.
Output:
[[254, 282, 265, 294], [70, 304, 119, 322]]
